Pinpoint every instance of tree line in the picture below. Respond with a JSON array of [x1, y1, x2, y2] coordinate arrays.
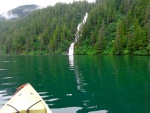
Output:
[[0, 0, 150, 55]]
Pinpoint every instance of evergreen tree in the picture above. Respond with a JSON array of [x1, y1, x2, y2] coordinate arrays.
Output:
[[113, 19, 126, 55], [97, 21, 106, 53]]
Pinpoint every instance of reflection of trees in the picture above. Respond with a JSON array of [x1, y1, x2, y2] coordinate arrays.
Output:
[[68, 55, 108, 113]]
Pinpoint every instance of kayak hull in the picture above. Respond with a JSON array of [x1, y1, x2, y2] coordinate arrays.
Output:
[[0, 83, 52, 113]]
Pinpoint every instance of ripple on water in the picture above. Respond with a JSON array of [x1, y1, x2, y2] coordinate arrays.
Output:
[[2, 61, 10, 63], [47, 98, 59, 102], [88, 110, 108, 113], [38, 92, 48, 95], [1, 82, 16, 86], [51, 107, 82, 113], [1, 77, 12, 79], [66, 94, 72, 96], [2, 61, 16, 63], [0, 69, 7, 71], [38, 92, 49, 99], [0, 90, 12, 109], [0, 90, 6, 94], [1, 95, 12, 100]]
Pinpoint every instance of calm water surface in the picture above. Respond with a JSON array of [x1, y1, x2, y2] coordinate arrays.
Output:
[[0, 55, 150, 113]]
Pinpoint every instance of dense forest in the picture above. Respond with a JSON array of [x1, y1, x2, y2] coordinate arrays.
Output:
[[76, 0, 150, 55], [0, 1, 94, 54], [0, 0, 150, 55]]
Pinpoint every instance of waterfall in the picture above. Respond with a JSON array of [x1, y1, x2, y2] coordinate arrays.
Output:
[[68, 43, 75, 55], [68, 13, 88, 55]]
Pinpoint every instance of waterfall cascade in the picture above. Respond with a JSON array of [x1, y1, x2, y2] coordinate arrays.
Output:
[[68, 13, 88, 55], [68, 43, 75, 55]]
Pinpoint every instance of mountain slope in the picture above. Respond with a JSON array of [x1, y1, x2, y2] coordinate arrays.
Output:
[[0, 0, 149, 55], [0, 4, 40, 20], [0, 1, 94, 54]]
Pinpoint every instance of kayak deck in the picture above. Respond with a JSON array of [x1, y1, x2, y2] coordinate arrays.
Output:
[[0, 83, 52, 113]]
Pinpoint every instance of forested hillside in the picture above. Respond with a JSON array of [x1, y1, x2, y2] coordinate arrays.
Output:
[[0, 0, 150, 55], [0, 1, 94, 54], [76, 0, 150, 55]]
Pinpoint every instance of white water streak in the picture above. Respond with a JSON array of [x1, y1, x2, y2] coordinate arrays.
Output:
[[68, 13, 88, 55], [68, 43, 75, 55]]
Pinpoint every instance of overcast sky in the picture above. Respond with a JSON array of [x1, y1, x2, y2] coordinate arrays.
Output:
[[0, 0, 95, 14]]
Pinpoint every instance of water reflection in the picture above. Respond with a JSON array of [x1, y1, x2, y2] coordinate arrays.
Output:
[[0, 55, 150, 113], [69, 55, 74, 69], [68, 55, 109, 112], [69, 55, 86, 92]]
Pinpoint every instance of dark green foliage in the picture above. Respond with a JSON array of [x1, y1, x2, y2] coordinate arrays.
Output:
[[113, 19, 126, 55], [75, 0, 150, 55], [0, 1, 94, 54], [0, 0, 149, 55]]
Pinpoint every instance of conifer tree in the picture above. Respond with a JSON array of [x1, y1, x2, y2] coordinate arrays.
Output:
[[113, 19, 125, 55], [98, 21, 106, 53]]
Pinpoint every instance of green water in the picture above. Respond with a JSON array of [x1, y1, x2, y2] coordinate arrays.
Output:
[[0, 55, 150, 113]]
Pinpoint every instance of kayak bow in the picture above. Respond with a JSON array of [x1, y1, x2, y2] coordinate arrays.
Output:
[[0, 83, 52, 113]]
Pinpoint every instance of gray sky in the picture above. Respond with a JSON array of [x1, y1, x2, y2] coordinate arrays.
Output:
[[0, 0, 95, 14]]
